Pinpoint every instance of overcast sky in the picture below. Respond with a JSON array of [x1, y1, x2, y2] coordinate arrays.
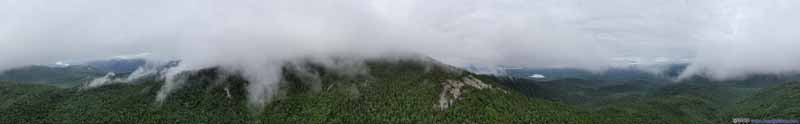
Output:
[[1, 0, 800, 80]]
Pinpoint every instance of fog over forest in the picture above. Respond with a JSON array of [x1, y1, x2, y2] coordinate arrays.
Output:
[[2, 0, 799, 81]]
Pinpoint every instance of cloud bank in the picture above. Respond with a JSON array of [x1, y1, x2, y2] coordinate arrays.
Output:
[[2, 0, 800, 104], [679, 0, 800, 80]]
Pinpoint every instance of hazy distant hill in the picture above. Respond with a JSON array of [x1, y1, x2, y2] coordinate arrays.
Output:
[[0, 65, 104, 88], [0, 58, 148, 88], [86, 58, 147, 74], [501, 65, 800, 123], [503, 64, 688, 81]]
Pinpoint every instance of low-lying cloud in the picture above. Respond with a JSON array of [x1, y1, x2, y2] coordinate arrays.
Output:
[[2, 0, 800, 104]]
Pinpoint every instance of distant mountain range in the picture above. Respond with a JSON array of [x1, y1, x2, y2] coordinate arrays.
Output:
[[497, 64, 800, 123], [0, 58, 148, 88], [85, 58, 147, 74]]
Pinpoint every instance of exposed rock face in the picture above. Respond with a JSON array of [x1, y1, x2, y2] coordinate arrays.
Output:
[[436, 76, 492, 110], [224, 87, 233, 99]]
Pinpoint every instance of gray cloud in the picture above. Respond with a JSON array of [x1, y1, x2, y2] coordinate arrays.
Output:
[[680, 0, 800, 80], [2, 0, 800, 104]]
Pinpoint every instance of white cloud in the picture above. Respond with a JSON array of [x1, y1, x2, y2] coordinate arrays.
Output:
[[2, 0, 800, 104], [530, 74, 546, 79]]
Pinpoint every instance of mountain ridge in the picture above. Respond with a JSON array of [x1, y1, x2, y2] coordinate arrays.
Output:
[[0, 57, 625, 123]]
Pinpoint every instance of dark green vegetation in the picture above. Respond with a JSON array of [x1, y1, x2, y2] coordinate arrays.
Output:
[[0, 65, 105, 88], [0, 58, 627, 124], [2, 59, 800, 124], [500, 68, 800, 124], [726, 81, 800, 119]]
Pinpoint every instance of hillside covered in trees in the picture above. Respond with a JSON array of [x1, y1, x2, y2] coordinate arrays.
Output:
[[2, 58, 799, 124]]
